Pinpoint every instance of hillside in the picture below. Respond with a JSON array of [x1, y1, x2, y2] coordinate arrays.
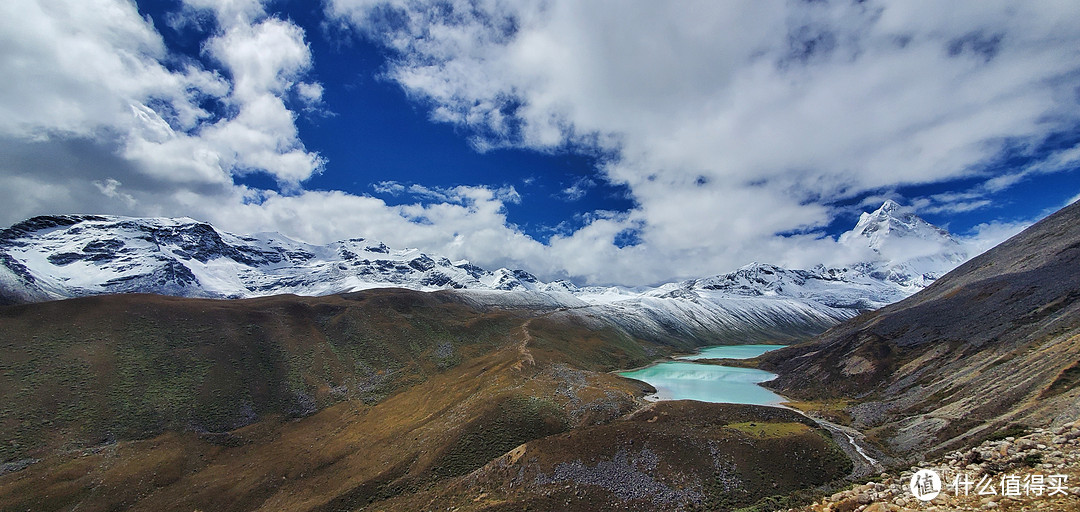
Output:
[[759, 199, 1080, 460], [0, 289, 850, 511]]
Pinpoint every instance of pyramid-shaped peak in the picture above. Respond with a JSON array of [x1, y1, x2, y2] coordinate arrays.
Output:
[[850, 201, 944, 240], [868, 200, 919, 221], [877, 199, 904, 213]]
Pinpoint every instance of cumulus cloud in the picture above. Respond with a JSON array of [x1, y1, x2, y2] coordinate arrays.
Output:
[[0, 0, 221, 139], [2, 0, 1079, 287], [324, 0, 1080, 283], [201, 185, 546, 268], [0, 0, 323, 215], [296, 82, 325, 108]]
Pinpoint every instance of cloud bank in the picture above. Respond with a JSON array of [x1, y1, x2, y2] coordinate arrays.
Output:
[[1, 0, 1079, 285]]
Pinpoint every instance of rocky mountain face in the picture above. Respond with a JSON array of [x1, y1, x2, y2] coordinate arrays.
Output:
[[0, 203, 969, 346], [759, 199, 1080, 461], [839, 199, 968, 288], [797, 423, 1080, 511], [0, 214, 549, 304]]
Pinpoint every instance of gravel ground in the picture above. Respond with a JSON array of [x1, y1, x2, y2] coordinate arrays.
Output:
[[792, 421, 1080, 512]]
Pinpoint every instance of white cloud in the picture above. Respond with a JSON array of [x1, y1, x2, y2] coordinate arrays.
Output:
[[204, 186, 547, 269], [494, 185, 522, 205], [297, 82, 324, 107], [207, 17, 311, 101], [372, 180, 406, 195], [986, 145, 1080, 192], [179, 0, 266, 27], [560, 177, 595, 201], [323, 0, 1080, 283], [0, 0, 221, 139], [0, 0, 323, 198], [2, 0, 1079, 288], [957, 220, 1031, 257], [372, 181, 521, 207], [93, 178, 137, 208]]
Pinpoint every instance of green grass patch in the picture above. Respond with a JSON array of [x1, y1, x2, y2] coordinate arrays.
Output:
[[726, 421, 810, 438], [985, 423, 1030, 442]]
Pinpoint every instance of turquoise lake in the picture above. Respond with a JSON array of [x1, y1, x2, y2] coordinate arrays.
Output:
[[618, 345, 786, 405], [676, 344, 785, 361]]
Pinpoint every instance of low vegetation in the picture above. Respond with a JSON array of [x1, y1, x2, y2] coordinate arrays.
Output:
[[0, 288, 858, 511]]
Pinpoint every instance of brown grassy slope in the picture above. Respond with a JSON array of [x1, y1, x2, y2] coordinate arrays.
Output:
[[0, 289, 532, 462], [0, 287, 859, 512], [758, 199, 1080, 460], [367, 401, 853, 512], [0, 349, 634, 511], [0, 288, 667, 511]]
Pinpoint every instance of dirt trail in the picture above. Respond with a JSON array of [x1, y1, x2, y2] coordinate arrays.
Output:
[[512, 318, 537, 369]]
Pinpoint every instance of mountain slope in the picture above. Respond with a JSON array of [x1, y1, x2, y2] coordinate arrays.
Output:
[[0, 289, 849, 512], [0, 203, 971, 350], [759, 199, 1080, 459], [0, 215, 548, 304], [839, 199, 968, 288]]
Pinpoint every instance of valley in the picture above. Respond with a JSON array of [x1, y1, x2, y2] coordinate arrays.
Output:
[[0, 289, 851, 511], [0, 200, 1078, 511]]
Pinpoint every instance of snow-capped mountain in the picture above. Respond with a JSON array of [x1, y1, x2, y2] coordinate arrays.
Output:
[[0, 215, 548, 303], [839, 199, 967, 288], [0, 203, 972, 346], [0, 201, 969, 346], [493, 201, 964, 313], [655, 262, 910, 311]]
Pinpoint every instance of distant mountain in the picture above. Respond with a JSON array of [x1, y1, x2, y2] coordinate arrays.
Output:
[[838, 199, 968, 288], [0, 214, 548, 304], [0, 203, 971, 345], [759, 199, 1080, 460], [655, 262, 909, 310]]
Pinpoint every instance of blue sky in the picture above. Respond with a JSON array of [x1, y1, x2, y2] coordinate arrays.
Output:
[[1, 0, 1079, 285], [138, 0, 639, 243]]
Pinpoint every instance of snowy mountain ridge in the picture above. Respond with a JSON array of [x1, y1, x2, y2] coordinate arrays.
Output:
[[839, 199, 968, 288], [0, 202, 969, 342], [0, 214, 551, 303]]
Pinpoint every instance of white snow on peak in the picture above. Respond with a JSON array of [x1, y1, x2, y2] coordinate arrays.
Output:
[[0, 204, 971, 334], [0, 206, 978, 345], [838, 201, 968, 288], [0, 215, 549, 301]]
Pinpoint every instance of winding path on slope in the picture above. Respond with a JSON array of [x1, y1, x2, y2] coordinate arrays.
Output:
[[511, 317, 536, 369]]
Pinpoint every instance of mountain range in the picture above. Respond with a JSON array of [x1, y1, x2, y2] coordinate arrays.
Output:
[[1, 200, 1077, 511], [0, 202, 968, 343]]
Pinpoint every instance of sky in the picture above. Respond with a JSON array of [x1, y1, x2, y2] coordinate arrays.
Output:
[[1, 0, 1079, 286]]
